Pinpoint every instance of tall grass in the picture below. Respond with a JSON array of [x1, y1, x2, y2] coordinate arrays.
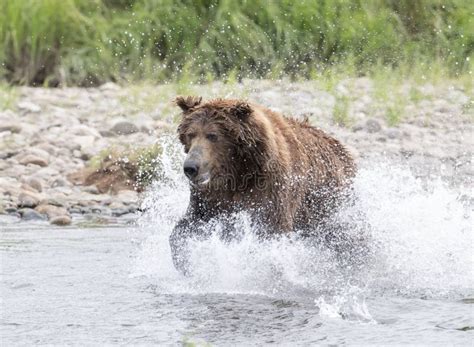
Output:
[[0, 0, 94, 85], [0, 0, 472, 86]]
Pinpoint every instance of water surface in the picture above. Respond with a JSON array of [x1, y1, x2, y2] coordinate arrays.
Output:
[[1, 225, 472, 345], [1, 143, 473, 345]]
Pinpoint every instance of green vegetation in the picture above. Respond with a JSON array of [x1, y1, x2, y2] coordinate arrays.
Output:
[[409, 86, 425, 103], [385, 102, 405, 126], [87, 144, 163, 191], [333, 95, 351, 127], [0, 0, 472, 86], [0, 82, 18, 110], [182, 336, 211, 347]]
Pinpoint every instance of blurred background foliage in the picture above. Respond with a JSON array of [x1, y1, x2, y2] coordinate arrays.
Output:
[[0, 0, 472, 86]]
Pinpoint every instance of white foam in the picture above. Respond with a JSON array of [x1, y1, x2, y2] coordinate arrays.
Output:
[[315, 288, 376, 323], [133, 137, 473, 308]]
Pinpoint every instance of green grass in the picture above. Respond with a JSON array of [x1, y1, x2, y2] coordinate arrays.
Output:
[[182, 336, 211, 347], [385, 103, 404, 126], [0, 0, 472, 86], [0, 83, 18, 110], [333, 95, 351, 127], [409, 86, 425, 104], [118, 83, 171, 113]]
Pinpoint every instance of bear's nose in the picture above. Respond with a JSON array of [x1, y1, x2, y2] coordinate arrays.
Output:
[[183, 162, 199, 179]]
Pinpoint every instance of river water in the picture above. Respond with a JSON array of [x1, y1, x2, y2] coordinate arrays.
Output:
[[1, 143, 473, 345]]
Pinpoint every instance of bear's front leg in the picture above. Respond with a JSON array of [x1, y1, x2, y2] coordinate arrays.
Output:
[[169, 216, 213, 275], [169, 218, 193, 275]]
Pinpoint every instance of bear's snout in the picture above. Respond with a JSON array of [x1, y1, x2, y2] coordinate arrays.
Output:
[[183, 160, 199, 179], [183, 146, 212, 185]]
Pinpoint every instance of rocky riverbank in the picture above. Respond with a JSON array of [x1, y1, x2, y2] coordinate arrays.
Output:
[[0, 79, 472, 226]]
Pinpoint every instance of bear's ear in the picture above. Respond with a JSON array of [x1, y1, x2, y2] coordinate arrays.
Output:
[[175, 96, 202, 113], [230, 102, 252, 121]]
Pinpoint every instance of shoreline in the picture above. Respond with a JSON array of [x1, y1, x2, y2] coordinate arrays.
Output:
[[0, 79, 472, 226]]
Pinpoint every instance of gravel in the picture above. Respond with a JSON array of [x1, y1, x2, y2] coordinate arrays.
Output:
[[1, 79, 472, 225]]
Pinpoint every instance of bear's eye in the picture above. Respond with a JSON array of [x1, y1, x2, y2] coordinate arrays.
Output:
[[187, 133, 196, 140], [206, 133, 218, 142]]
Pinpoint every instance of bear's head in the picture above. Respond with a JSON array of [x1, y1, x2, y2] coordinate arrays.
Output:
[[175, 96, 262, 190]]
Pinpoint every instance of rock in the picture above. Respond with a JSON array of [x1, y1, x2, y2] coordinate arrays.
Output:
[[110, 121, 139, 135], [75, 192, 110, 206], [28, 148, 51, 160], [90, 206, 107, 215], [20, 183, 40, 194], [75, 206, 91, 214], [109, 201, 136, 216], [140, 125, 153, 134], [352, 111, 367, 122], [26, 177, 43, 192], [82, 185, 100, 194], [112, 208, 131, 217], [40, 195, 68, 207], [35, 143, 57, 155], [352, 122, 364, 132], [107, 201, 125, 209], [386, 128, 402, 139], [70, 125, 102, 138], [5, 207, 18, 214], [127, 203, 138, 212], [53, 139, 80, 152], [99, 130, 116, 137], [19, 155, 48, 167], [99, 82, 120, 91], [17, 101, 41, 113], [18, 192, 41, 208], [72, 150, 82, 159], [79, 152, 91, 161], [69, 208, 82, 214], [51, 177, 70, 188], [70, 135, 95, 160], [400, 143, 417, 158], [71, 135, 95, 149], [56, 148, 71, 157], [50, 215, 72, 226], [366, 119, 382, 133], [116, 190, 138, 205], [0, 177, 21, 194], [35, 204, 69, 219], [19, 208, 46, 221], [0, 160, 8, 171], [0, 123, 22, 133]]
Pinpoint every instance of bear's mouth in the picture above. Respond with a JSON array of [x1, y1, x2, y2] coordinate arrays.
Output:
[[190, 172, 211, 188]]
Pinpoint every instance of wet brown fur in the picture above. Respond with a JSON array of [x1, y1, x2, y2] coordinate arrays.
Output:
[[175, 96, 356, 233]]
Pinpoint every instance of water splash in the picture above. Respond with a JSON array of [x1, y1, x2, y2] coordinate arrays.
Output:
[[354, 162, 473, 298], [134, 137, 473, 317], [315, 286, 376, 323]]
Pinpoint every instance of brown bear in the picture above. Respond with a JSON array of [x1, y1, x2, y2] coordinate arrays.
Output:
[[170, 96, 357, 274]]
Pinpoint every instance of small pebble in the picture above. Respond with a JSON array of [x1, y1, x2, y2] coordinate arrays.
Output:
[[18, 192, 41, 208], [19, 155, 48, 167], [20, 208, 46, 221], [110, 121, 139, 135], [366, 119, 382, 133], [26, 178, 43, 192], [50, 215, 72, 226]]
